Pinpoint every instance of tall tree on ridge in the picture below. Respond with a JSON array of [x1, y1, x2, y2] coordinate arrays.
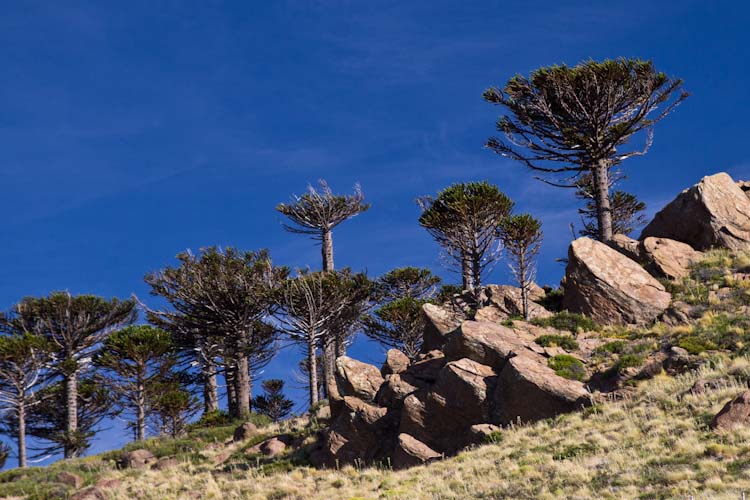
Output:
[[499, 214, 543, 320], [418, 182, 514, 291], [574, 171, 647, 238], [484, 58, 687, 242], [2, 292, 135, 459]]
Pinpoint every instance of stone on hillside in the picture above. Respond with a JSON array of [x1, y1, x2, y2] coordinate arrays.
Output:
[[422, 303, 461, 351], [640, 237, 702, 280], [376, 374, 419, 408], [493, 355, 590, 425], [607, 234, 642, 261], [474, 305, 509, 323], [641, 172, 750, 251], [95, 479, 122, 490], [404, 350, 445, 384], [430, 358, 497, 425], [325, 396, 394, 464], [381, 349, 410, 376], [233, 422, 258, 442], [443, 320, 542, 370], [69, 487, 105, 500], [392, 433, 441, 469], [563, 237, 671, 325], [120, 449, 156, 469], [335, 356, 384, 402], [153, 457, 179, 470], [712, 391, 750, 430], [485, 284, 550, 320], [57, 471, 83, 489], [260, 437, 287, 457], [467, 423, 502, 445], [398, 391, 430, 446]]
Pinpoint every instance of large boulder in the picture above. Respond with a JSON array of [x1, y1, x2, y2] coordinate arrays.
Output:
[[376, 374, 419, 408], [392, 433, 441, 469], [563, 237, 671, 325], [443, 320, 542, 370], [325, 397, 394, 465], [493, 355, 591, 425], [335, 357, 384, 402], [484, 284, 552, 320], [640, 237, 702, 280], [711, 391, 750, 430], [641, 172, 750, 251], [422, 303, 461, 351], [233, 422, 258, 442], [381, 349, 410, 377], [607, 234, 642, 261], [120, 449, 156, 469]]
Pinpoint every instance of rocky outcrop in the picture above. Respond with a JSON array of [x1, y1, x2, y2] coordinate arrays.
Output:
[[443, 320, 542, 369], [233, 422, 258, 442], [641, 172, 750, 251], [120, 449, 156, 469], [57, 471, 83, 489], [712, 391, 750, 430], [640, 237, 702, 280], [392, 433, 441, 469], [607, 234, 642, 261], [422, 303, 461, 351], [381, 349, 410, 376], [335, 356, 384, 402], [484, 284, 551, 320], [563, 237, 671, 325]]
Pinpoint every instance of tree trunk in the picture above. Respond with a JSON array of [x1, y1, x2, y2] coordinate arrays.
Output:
[[202, 359, 219, 415], [461, 252, 474, 291], [64, 370, 78, 459], [593, 159, 613, 242], [17, 402, 26, 468], [225, 366, 237, 418], [322, 342, 335, 398], [136, 398, 145, 442], [307, 336, 319, 407], [321, 229, 334, 272], [234, 357, 251, 417]]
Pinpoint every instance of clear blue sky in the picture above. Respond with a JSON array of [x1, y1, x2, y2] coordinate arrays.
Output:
[[1, 1, 748, 466]]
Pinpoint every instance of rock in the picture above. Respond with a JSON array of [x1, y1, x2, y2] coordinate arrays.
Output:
[[152, 456, 180, 470], [404, 350, 445, 384], [398, 391, 430, 446], [260, 437, 287, 457], [381, 349, 410, 376], [376, 374, 419, 408], [57, 471, 83, 489], [562, 237, 671, 325], [120, 449, 156, 469], [738, 180, 750, 199], [484, 284, 552, 320], [688, 378, 727, 396], [712, 391, 750, 430], [641, 172, 750, 251], [392, 433, 441, 469], [660, 301, 696, 326], [325, 396, 395, 465], [95, 479, 122, 490], [422, 303, 461, 351], [311, 402, 331, 422], [607, 234, 642, 261], [474, 306, 509, 323], [233, 422, 258, 442], [443, 320, 542, 370], [493, 355, 590, 425], [640, 237, 702, 280], [430, 358, 497, 425], [467, 423, 502, 445], [335, 356, 384, 402], [69, 487, 105, 500]]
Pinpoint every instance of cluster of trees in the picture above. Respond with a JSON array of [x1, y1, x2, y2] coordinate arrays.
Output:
[[0, 57, 685, 469]]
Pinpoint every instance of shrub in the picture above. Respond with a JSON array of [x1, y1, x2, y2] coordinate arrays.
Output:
[[548, 355, 586, 381], [193, 410, 232, 428], [532, 311, 598, 334], [537, 287, 564, 312], [535, 334, 579, 350], [596, 340, 627, 354], [614, 354, 644, 372]]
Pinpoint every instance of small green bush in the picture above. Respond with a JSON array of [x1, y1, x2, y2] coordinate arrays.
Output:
[[548, 355, 586, 381], [537, 287, 564, 312], [596, 340, 627, 354], [677, 335, 714, 355], [532, 311, 598, 334], [614, 354, 644, 372], [535, 334, 579, 351]]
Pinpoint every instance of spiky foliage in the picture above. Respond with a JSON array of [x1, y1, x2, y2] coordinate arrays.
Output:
[[373, 267, 441, 301], [0, 333, 49, 467], [0, 292, 135, 458], [418, 182, 514, 291], [500, 214, 543, 320], [144, 247, 288, 419], [579, 190, 646, 238], [275, 269, 372, 407], [147, 381, 199, 439], [276, 180, 370, 272], [485, 58, 687, 242], [94, 326, 177, 442], [252, 379, 294, 423]]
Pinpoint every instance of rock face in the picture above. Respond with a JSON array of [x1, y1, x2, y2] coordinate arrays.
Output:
[[335, 357, 384, 402], [233, 422, 258, 442], [641, 172, 750, 251], [639, 237, 702, 280], [607, 234, 642, 261], [484, 284, 551, 320], [712, 391, 750, 430], [422, 303, 461, 351], [320, 319, 591, 468], [381, 349, 410, 376], [57, 471, 83, 489], [563, 237, 671, 325], [120, 449, 156, 469]]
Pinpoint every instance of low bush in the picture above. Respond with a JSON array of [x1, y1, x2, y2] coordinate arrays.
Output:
[[532, 311, 598, 334], [548, 355, 586, 381], [535, 334, 579, 350]]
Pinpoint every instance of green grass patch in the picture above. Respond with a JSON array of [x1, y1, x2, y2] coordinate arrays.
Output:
[[532, 311, 598, 334], [535, 334, 579, 350], [548, 354, 586, 381]]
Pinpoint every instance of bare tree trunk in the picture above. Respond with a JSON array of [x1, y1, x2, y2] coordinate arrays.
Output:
[[322, 229, 334, 272], [593, 159, 613, 242], [225, 366, 237, 418], [234, 357, 251, 417], [136, 397, 145, 442], [17, 402, 26, 468], [202, 359, 219, 414], [322, 342, 335, 398], [307, 336, 319, 407], [519, 253, 529, 320], [461, 252, 474, 291], [64, 371, 78, 459]]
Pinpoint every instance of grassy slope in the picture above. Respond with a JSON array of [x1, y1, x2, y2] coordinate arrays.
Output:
[[5, 249, 750, 499]]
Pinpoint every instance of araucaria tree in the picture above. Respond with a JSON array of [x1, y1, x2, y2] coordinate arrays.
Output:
[[145, 247, 287, 419], [484, 58, 687, 242], [418, 182, 514, 291], [252, 379, 294, 422], [276, 180, 370, 273], [499, 214, 543, 320], [575, 173, 646, 238], [94, 325, 176, 442], [364, 267, 441, 361], [4, 292, 135, 458], [275, 269, 371, 407], [0, 332, 49, 467]]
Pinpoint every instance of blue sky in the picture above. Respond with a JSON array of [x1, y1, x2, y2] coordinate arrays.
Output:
[[1, 1, 748, 466]]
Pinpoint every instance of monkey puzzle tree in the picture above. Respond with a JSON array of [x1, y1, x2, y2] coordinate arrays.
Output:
[[0, 332, 49, 467], [252, 379, 294, 423], [575, 172, 646, 238], [2, 292, 135, 458], [418, 182, 514, 291], [94, 325, 176, 442], [275, 269, 371, 407], [373, 267, 441, 301], [499, 214, 543, 320], [145, 247, 287, 419], [484, 58, 687, 242]]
